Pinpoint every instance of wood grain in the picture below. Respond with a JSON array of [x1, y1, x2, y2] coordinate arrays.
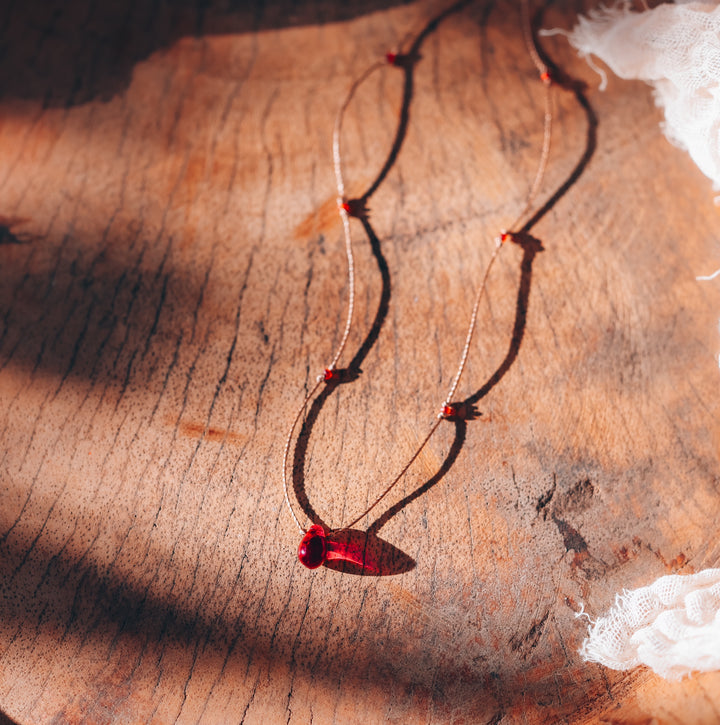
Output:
[[1, 0, 719, 722]]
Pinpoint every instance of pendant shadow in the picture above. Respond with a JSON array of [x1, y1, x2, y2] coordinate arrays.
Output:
[[323, 528, 416, 576]]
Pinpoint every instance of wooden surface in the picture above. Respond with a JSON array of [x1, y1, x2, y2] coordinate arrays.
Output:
[[1, 0, 719, 722]]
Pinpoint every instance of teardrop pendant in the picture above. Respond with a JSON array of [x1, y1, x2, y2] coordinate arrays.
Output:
[[298, 525, 328, 569], [298, 524, 373, 570]]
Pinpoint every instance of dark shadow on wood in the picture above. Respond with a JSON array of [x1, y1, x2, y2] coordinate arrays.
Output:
[[0, 226, 24, 246], [360, 0, 474, 203], [520, 5, 598, 234], [0, 217, 33, 246], [358, 6, 598, 535], [464, 232, 543, 406], [0, 498, 614, 723], [0, 709, 19, 725], [0, 0, 419, 106], [323, 528, 416, 575]]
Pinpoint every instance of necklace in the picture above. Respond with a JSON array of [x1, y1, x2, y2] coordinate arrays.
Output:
[[283, 0, 554, 571]]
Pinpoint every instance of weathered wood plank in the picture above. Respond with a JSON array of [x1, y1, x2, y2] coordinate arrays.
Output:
[[1, 0, 719, 722]]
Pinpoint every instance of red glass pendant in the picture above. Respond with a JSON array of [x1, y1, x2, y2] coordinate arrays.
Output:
[[298, 525, 328, 568], [298, 525, 371, 570]]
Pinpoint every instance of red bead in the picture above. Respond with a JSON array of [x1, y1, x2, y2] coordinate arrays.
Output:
[[386, 52, 397, 65], [324, 368, 338, 381], [339, 201, 351, 213], [500, 231, 510, 243], [442, 404, 457, 418], [298, 525, 327, 569], [540, 71, 551, 85]]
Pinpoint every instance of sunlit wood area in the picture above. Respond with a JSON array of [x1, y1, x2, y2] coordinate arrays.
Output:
[[1, 0, 719, 722]]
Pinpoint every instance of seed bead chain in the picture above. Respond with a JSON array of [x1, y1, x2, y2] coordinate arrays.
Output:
[[283, 0, 554, 538], [281, 57, 393, 534], [330, 60, 386, 371]]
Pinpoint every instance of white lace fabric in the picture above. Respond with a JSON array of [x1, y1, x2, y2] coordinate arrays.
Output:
[[547, 0, 720, 191], [580, 569, 720, 680]]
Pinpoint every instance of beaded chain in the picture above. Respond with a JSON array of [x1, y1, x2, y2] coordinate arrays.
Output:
[[282, 0, 555, 570]]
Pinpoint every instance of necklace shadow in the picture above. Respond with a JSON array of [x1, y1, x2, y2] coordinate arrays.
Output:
[[292, 2, 598, 576]]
